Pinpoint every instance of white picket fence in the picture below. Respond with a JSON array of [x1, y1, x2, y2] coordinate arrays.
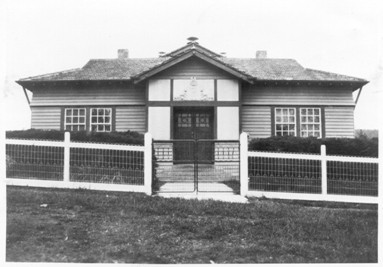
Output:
[[239, 132, 379, 204], [5, 131, 379, 204], [5, 132, 153, 195]]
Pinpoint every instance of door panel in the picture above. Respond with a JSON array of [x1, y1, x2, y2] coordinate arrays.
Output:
[[195, 112, 213, 162], [174, 111, 194, 162], [174, 107, 214, 162]]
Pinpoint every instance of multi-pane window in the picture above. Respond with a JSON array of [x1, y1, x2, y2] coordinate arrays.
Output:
[[91, 108, 112, 132], [196, 113, 210, 127], [177, 113, 192, 127], [274, 107, 323, 138], [275, 108, 296, 136], [300, 108, 321, 138], [64, 108, 86, 131]]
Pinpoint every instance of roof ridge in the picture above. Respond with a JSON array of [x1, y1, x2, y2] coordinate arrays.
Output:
[[223, 57, 297, 60], [86, 57, 170, 62], [87, 58, 163, 60]]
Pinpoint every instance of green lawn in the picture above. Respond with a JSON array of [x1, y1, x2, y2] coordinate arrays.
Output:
[[6, 186, 377, 263]]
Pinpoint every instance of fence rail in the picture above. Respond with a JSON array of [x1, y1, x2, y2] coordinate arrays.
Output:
[[5, 132, 152, 194], [246, 145, 379, 204], [5, 131, 379, 204]]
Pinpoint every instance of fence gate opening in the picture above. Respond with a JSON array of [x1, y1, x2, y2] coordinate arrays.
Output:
[[153, 139, 240, 194]]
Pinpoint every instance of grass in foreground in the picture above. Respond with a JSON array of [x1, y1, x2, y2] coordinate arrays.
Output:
[[6, 186, 377, 263]]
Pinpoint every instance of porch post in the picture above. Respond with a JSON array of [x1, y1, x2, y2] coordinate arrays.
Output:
[[240, 132, 249, 196], [144, 132, 153, 195]]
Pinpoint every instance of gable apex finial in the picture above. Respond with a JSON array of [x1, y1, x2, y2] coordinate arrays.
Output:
[[187, 37, 199, 44]]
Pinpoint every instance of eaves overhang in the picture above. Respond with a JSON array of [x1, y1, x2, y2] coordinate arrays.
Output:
[[17, 77, 368, 92], [16, 79, 134, 91], [252, 79, 368, 90]]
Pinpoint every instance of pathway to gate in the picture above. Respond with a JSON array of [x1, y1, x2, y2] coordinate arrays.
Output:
[[156, 163, 239, 193], [153, 139, 240, 194]]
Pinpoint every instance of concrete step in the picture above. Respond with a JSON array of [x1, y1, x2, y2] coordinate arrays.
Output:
[[157, 182, 237, 193], [155, 191, 248, 204], [156, 163, 239, 182]]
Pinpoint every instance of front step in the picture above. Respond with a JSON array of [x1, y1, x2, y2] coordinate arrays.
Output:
[[156, 164, 239, 182], [155, 192, 248, 203], [157, 182, 238, 194]]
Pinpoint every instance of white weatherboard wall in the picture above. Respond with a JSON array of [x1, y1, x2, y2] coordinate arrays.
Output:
[[325, 106, 355, 138], [115, 106, 146, 133], [148, 79, 171, 101], [241, 106, 271, 138], [217, 107, 239, 139], [217, 79, 239, 101], [31, 106, 61, 130], [148, 107, 170, 140], [241, 86, 355, 106], [30, 86, 145, 106]]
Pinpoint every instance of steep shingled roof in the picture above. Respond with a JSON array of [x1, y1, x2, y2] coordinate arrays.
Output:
[[219, 58, 366, 82], [19, 58, 168, 81], [17, 43, 367, 84]]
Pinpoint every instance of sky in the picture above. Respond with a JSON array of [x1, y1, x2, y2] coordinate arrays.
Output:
[[1, 0, 383, 130]]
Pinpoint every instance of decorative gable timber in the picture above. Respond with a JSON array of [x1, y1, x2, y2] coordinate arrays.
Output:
[[152, 57, 235, 79], [133, 50, 254, 84], [163, 42, 223, 58]]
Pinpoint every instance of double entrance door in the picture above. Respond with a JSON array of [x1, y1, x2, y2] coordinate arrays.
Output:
[[173, 107, 214, 163]]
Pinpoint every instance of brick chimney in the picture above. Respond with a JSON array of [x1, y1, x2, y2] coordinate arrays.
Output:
[[256, 50, 267, 59], [118, 49, 129, 60]]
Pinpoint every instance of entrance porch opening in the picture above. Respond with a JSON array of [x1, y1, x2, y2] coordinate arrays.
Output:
[[153, 106, 240, 194], [153, 139, 240, 194]]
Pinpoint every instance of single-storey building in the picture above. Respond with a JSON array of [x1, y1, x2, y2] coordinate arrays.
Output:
[[17, 38, 368, 141]]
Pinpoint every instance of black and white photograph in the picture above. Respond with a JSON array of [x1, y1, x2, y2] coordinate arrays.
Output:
[[2, 0, 382, 264]]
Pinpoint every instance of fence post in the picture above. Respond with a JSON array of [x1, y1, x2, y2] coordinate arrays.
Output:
[[144, 132, 152, 196], [240, 132, 249, 196], [379, 128, 383, 264], [321, 144, 327, 195], [1, 102, 5, 265], [63, 132, 70, 183]]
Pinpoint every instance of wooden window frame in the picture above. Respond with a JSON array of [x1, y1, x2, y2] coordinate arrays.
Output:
[[61, 106, 116, 132], [90, 107, 113, 132], [274, 107, 297, 136], [299, 107, 322, 138], [272, 106, 325, 138], [64, 108, 86, 131]]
